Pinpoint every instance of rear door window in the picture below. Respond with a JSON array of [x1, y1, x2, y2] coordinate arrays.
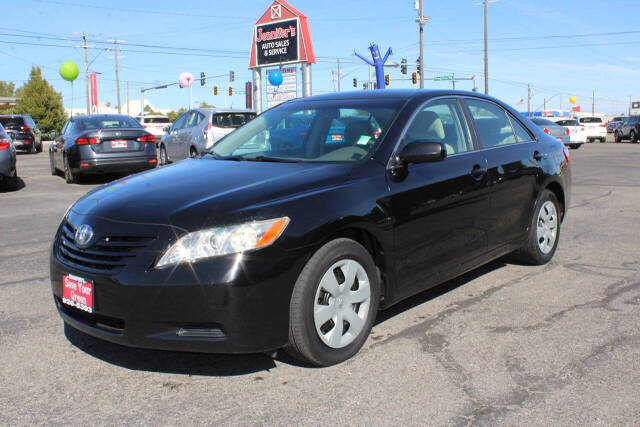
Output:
[[172, 114, 188, 131], [508, 114, 534, 143], [465, 99, 517, 148]]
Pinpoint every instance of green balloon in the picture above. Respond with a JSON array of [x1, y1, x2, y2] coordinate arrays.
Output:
[[59, 61, 79, 82]]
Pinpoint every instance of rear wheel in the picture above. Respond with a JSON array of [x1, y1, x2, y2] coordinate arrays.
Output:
[[49, 152, 57, 175], [29, 141, 37, 154], [37, 140, 43, 153], [630, 130, 638, 144], [189, 147, 197, 158], [3, 168, 18, 191], [63, 154, 78, 184], [600, 137, 606, 143], [514, 189, 560, 265], [159, 145, 168, 166], [615, 132, 622, 143], [287, 238, 380, 366]]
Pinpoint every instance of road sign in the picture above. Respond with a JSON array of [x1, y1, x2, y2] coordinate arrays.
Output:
[[434, 74, 454, 81]]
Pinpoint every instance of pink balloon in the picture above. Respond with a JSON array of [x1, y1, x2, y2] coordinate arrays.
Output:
[[179, 72, 194, 88]]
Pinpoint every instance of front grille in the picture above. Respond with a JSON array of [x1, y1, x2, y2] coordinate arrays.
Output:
[[56, 220, 154, 274]]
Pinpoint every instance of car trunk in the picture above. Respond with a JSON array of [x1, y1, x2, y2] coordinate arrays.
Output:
[[82, 128, 150, 154]]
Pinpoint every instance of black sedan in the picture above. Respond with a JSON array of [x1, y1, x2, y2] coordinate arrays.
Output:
[[50, 90, 571, 365], [0, 114, 42, 153], [49, 114, 157, 183]]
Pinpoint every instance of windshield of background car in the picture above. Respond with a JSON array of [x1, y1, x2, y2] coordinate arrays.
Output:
[[76, 116, 143, 131], [0, 117, 25, 127], [212, 113, 256, 128], [532, 118, 556, 126], [210, 100, 402, 163], [579, 117, 603, 123]]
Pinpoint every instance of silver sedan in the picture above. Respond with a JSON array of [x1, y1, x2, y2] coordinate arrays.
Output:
[[530, 118, 570, 146]]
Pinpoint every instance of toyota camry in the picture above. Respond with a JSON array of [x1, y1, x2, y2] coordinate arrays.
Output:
[[50, 90, 571, 366]]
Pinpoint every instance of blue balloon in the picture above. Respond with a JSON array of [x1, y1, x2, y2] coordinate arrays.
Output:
[[268, 70, 283, 86]]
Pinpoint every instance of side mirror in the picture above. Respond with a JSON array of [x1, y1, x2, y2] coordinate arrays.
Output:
[[163, 126, 170, 133], [397, 141, 446, 164], [48, 131, 58, 139]]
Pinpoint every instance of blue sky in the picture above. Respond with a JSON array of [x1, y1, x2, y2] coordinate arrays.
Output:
[[2, 0, 640, 114]]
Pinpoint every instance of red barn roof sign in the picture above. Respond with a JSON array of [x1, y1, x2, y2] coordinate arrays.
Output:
[[249, 0, 315, 69]]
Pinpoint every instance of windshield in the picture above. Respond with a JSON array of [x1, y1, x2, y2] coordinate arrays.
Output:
[[532, 118, 556, 126], [209, 100, 402, 163], [212, 113, 256, 128], [76, 115, 143, 131]]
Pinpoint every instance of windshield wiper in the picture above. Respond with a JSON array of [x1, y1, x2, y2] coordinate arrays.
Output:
[[245, 155, 299, 163]]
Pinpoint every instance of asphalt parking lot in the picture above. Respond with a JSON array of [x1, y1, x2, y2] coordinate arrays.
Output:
[[1, 141, 639, 425]]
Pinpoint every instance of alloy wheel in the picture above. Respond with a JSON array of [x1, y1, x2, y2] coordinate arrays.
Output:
[[536, 200, 558, 254], [313, 259, 371, 349]]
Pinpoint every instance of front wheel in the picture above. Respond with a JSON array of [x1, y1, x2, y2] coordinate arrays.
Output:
[[49, 152, 57, 175], [189, 147, 197, 158], [287, 238, 380, 366], [2, 168, 18, 191], [63, 154, 79, 184], [615, 132, 622, 143], [514, 189, 561, 265], [159, 145, 168, 166], [630, 131, 638, 144]]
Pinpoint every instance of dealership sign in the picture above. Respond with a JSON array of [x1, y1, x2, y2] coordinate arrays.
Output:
[[249, 0, 315, 68], [267, 67, 297, 108]]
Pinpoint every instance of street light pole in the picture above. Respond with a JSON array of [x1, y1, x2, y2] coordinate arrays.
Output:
[[483, 0, 489, 95], [416, 0, 429, 89]]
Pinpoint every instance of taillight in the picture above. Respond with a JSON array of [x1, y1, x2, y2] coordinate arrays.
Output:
[[20, 125, 30, 131], [0, 140, 9, 150], [136, 135, 155, 142], [543, 128, 552, 135], [564, 128, 570, 135], [76, 137, 98, 145], [599, 124, 606, 128], [563, 146, 570, 164], [205, 123, 212, 132]]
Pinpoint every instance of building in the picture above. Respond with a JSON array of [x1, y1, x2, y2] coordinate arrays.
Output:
[[65, 99, 171, 117]]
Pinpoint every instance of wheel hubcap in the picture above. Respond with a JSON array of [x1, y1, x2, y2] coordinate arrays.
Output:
[[313, 259, 371, 349], [536, 200, 558, 254]]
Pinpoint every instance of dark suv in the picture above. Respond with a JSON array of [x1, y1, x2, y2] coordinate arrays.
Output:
[[0, 115, 42, 153], [615, 115, 640, 143]]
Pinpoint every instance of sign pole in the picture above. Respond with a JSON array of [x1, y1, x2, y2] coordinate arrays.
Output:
[[253, 69, 262, 113], [302, 62, 312, 97]]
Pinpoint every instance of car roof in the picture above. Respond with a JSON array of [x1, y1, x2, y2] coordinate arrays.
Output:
[[195, 108, 255, 114], [71, 114, 134, 120]]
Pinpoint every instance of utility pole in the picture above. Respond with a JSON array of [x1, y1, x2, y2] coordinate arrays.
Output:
[[416, 0, 428, 89], [543, 98, 546, 114], [527, 84, 531, 116], [337, 58, 341, 92], [483, 0, 489, 94], [126, 81, 130, 115], [452, 73, 455, 90], [113, 40, 122, 114], [592, 90, 595, 115], [82, 32, 90, 115]]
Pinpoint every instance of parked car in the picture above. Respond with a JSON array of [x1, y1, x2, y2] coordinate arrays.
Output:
[[0, 123, 18, 191], [159, 108, 255, 165], [0, 114, 42, 153], [550, 118, 585, 149], [578, 116, 607, 142], [530, 118, 570, 146], [48, 114, 157, 184], [50, 90, 570, 366], [615, 115, 640, 143], [136, 115, 171, 139], [607, 116, 626, 133]]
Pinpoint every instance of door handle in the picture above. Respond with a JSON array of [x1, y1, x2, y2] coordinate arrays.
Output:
[[470, 164, 487, 180], [533, 151, 546, 161]]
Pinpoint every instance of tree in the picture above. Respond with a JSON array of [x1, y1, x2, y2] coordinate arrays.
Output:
[[12, 66, 66, 133], [199, 101, 215, 108], [167, 107, 186, 122], [0, 81, 16, 97]]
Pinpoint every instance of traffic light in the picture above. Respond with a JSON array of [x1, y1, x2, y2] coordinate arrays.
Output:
[[362, 82, 368, 90], [353, 78, 357, 88], [228, 86, 233, 96], [384, 73, 390, 87], [200, 72, 205, 86], [229, 70, 235, 82], [411, 72, 417, 85], [213, 85, 218, 96], [401, 58, 407, 75], [416, 57, 421, 75]]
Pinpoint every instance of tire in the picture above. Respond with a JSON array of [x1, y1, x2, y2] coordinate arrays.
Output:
[[570, 144, 580, 150], [63, 154, 78, 184], [3, 168, 18, 191], [514, 189, 561, 265], [29, 140, 37, 154], [615, 132, 621, 143], [189, 147, 197, 158], [49, 152, 57, 175], [37, 140, 43, 153], [159, 145, 168, 166], [631, 131, 638, 144], [286, 238, 380, 366], [600, 137, 606, 143]]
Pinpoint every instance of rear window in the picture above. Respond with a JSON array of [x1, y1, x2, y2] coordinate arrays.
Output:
[[76, 115, 143, 131], [579, 117, 603, 123], [212, 113, 256, 128], [143, 117, 170, 124], [556, 120, 579, 126], [0, 116, 25, 127], [531, 118, 556, 126]]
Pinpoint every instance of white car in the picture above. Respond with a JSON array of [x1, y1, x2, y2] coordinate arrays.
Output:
[[578, 116, 607, 142], [136, 115, 171, 139], [551, 118, 586, 149]]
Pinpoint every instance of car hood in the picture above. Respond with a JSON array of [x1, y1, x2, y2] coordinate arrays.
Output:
[[71, 158, 352, 230]]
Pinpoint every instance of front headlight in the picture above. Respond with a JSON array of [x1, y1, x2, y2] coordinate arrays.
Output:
[[155, 217, 290, 268]]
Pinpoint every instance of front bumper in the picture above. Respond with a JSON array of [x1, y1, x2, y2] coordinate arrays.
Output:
[[50, 212, 307, 354]]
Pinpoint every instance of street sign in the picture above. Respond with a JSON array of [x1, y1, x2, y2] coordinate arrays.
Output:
[[434, 74, 454, 81]]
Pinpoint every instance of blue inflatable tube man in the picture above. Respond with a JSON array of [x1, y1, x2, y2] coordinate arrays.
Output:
[[355, 43, 392, 90]]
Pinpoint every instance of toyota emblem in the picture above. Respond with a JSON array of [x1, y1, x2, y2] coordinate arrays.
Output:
[[75, 224, 94, 248]]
